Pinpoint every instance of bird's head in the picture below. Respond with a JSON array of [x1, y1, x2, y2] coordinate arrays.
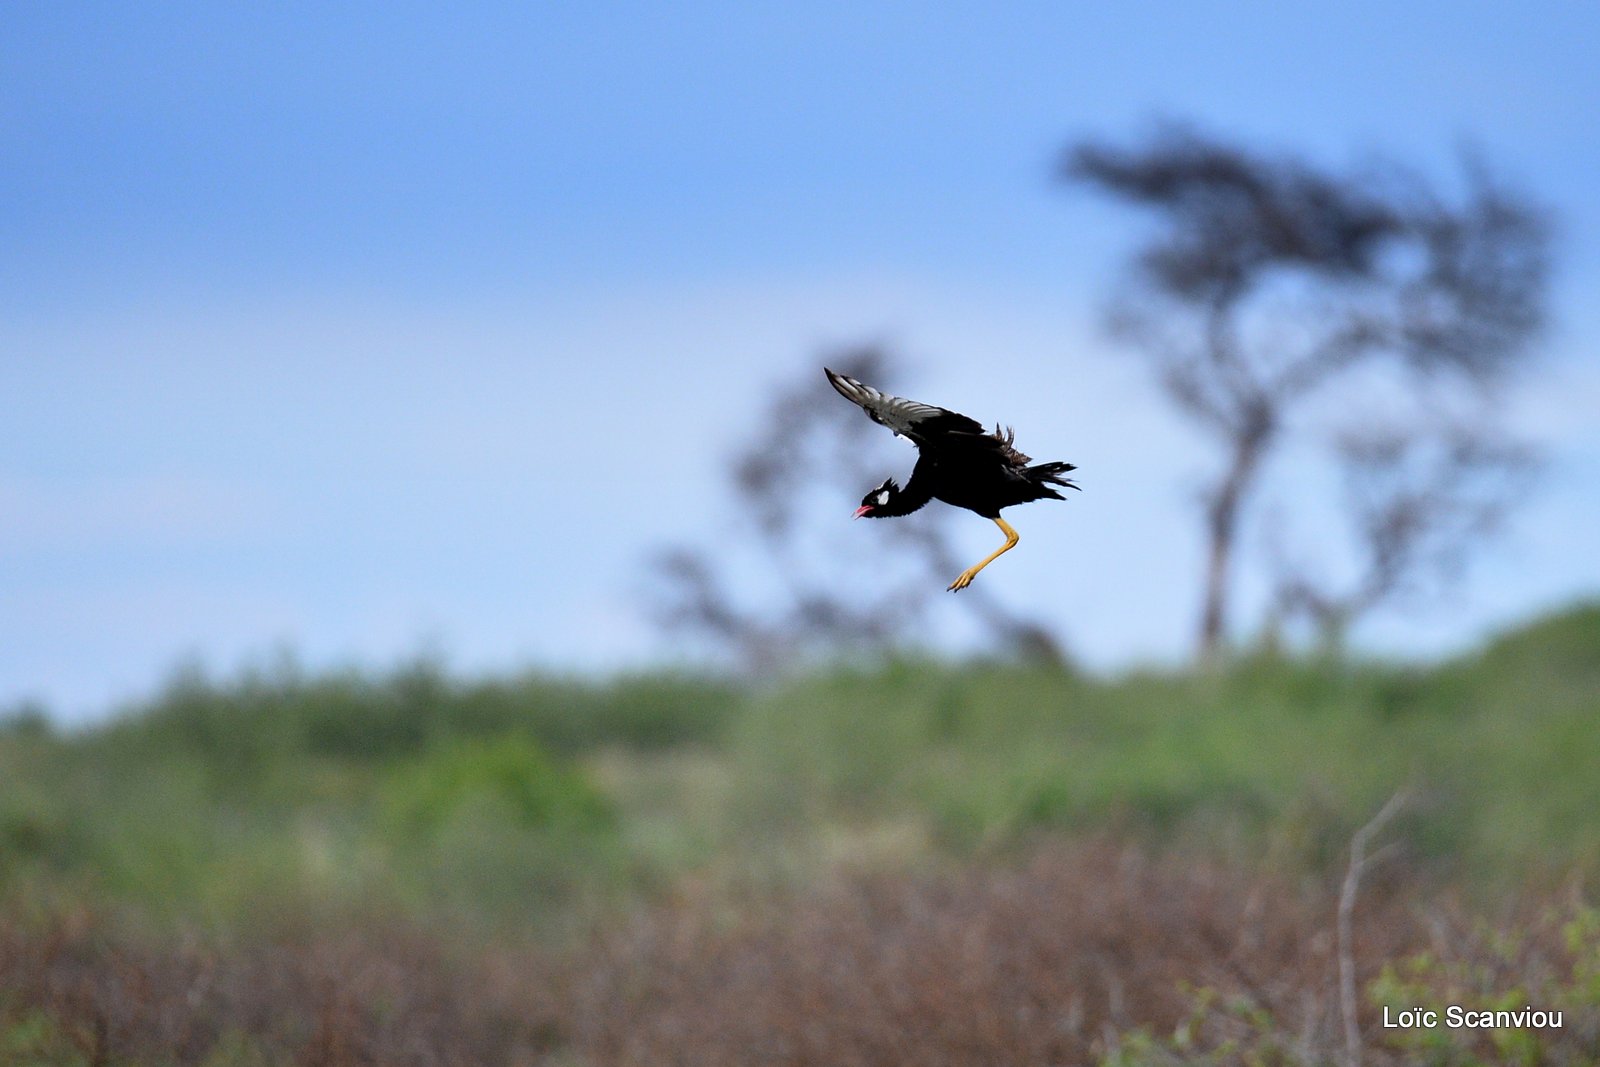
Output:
[[854, 478, 898, 519]]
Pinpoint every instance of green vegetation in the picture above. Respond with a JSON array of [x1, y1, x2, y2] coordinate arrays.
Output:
[[0, 656, 738, 930], [3, 603, 1599, 1064], [725, 604, 1600, 880], [3, 604, 1598, 935]]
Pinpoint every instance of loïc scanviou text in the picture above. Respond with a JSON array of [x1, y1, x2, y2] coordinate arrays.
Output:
[[1383, 1006, 1562, 1029]]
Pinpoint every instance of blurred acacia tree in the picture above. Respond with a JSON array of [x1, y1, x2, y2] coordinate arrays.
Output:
[[1063, 123, 1550, 657], [647, 347, 1065, 672]]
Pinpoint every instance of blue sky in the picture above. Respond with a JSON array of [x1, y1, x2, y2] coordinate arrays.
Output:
[[4, 2, 1599, 719]]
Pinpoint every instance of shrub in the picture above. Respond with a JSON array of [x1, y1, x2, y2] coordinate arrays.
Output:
[[381, 736, 615, 838]]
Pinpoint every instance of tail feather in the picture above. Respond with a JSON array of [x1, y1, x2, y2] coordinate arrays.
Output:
[[1027, 461, 1080, 496]]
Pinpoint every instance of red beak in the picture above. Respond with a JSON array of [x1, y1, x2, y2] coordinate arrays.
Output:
[[853, 505, 873, 519]]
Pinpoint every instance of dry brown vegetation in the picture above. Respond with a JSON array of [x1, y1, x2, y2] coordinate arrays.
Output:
[[0, 908, 565, 1065], [4, 840, 1594, 1066]]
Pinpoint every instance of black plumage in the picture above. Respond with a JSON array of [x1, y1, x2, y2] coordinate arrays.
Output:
[[825, 367, 1078, 591]]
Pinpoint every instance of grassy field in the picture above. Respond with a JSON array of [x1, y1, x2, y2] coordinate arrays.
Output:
[[2, 602, 1598, 1063]]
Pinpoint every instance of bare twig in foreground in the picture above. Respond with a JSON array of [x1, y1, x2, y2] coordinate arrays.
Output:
[[1338, 790, 1409, 1067]]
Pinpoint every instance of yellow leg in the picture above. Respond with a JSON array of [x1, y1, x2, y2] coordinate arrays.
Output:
[[948, 517, 1019, 591]]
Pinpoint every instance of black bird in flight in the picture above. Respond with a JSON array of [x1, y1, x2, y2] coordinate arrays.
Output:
[[825, 367, 1078, 591]]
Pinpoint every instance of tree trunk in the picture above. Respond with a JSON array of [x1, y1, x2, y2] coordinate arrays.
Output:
[[1198, 413, 1271, 660]]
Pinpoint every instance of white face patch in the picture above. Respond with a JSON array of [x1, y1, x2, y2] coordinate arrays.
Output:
[[875, 488, 891, 506]]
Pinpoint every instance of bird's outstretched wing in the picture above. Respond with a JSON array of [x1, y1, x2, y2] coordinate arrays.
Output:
[[824, 367, 985, 444]]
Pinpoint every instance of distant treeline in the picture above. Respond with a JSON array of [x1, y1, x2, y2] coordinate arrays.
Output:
[[2, 603, 1598, 931]]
